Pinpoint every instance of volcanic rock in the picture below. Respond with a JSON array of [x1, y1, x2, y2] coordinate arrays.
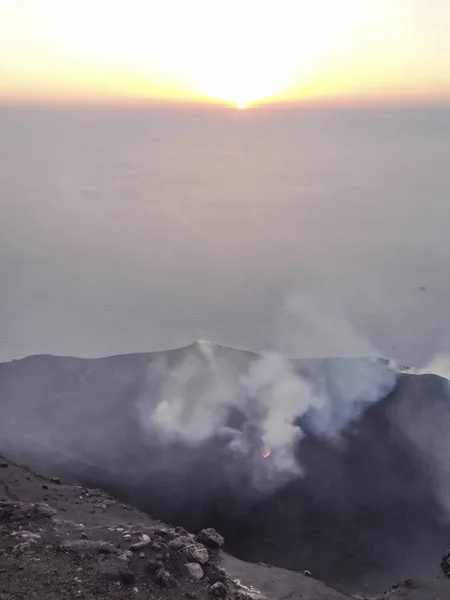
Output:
[[0, 500, 56, 523], [185, 562, 205, 580], [13, 541, 36, 553], [441, 550, 450, 576], [98, 559, 135, 584], [210, 581, 228, 597], [197, 527, 225, 549], [146, 558, 164, 572], [129, 535, 152, 551], [34, 502, 57, 517], [155, 567, 173, 587], [189, 545, 210, 564], [118, 550, 133, 562], [169, 535, 210, 564], [169, 535, 195, 551]]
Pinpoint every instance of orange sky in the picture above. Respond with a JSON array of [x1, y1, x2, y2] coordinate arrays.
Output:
[[1, 0, 450, 108]]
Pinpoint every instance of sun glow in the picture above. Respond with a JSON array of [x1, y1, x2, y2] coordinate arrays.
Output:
[[161, 0, 415, 108], [1, 0, 444, 106]]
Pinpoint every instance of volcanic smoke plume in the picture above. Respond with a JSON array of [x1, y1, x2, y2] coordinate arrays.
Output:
[[0, 339, 450, 593]]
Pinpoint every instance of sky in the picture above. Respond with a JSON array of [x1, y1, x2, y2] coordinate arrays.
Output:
[[1, 0, 450, 108]]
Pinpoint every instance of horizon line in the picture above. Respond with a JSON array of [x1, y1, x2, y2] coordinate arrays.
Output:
[[1, 93, 450, 111]]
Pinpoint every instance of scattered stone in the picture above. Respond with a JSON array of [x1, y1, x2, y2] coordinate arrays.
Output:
[[236, 590, 265, 600], [303, 569, 311, 577], [60, 539, 116, 554], [49, 477, 61, 484], [234, 580, 266, 600], [441, 551, 450, 576], [210, 581, 228, 597], [155, 567, 172, 587], [196, 528, 224, 549], [153, 526, 173, 539], [0, 461, 8, 469], [14, 531, 41, 541], [185, 562, 204, 580], [175, 526, 189, 535], [170, 537, 209, 564], [98, 560, 135, 585], [13, 542, 34, 553], [2, 456, 348, 600], [146, 559, 164, 573], [188, 545, 209, 564], [130, 538, 152, 551], [169, 535, 194, 551], [34, 503, 57, 518], [42, 484, 48, 490], [118, 551, 133, 562], [207, 565, 229, 584], [151, 541, 169, 553]]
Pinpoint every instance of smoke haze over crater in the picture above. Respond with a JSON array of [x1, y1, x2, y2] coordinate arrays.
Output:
[[2, 107, 450, 366], [1, 295, 450, 594], [1, 339, 450, 592], [134, 297, 398, 487]]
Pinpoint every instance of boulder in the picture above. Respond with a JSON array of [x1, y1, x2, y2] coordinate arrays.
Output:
[[196, 528, 225, 549], [185, 562, 204, 580]]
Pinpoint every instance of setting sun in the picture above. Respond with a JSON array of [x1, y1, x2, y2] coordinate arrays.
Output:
[[1, 0, 450, 106]]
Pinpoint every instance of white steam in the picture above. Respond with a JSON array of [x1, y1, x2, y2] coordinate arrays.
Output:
[[274, 293, 379, 359], [240, 352, 318, 474], [418, 354, 450, 380], [138, 348, 239, 444], [138, 298, 398, 488], [306, 357, 397, 440]]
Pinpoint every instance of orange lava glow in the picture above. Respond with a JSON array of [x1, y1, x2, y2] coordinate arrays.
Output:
[[262, 450, 271, 459]]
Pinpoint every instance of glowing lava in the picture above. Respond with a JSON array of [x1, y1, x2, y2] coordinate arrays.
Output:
[[262, 450, 271, 459]]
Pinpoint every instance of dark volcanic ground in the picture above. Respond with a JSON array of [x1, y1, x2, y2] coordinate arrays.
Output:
[[1, 454, 450, 600], [1, 343, 450, 596], [0, 455, 349, 600]]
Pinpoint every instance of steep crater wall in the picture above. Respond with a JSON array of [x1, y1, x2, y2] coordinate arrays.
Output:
[[0, 346, 449, 593]]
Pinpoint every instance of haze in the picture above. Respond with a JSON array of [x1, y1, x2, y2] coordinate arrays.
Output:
[[1, 1, 450, 365], [1, 105, 450, 365]]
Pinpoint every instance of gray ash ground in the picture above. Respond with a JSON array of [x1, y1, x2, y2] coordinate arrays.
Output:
[[1, 455, 450, 600], [0, 455, 351, 600]]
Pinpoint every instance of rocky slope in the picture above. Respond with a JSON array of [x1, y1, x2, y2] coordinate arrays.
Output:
[[0, 455, 349, 600]]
